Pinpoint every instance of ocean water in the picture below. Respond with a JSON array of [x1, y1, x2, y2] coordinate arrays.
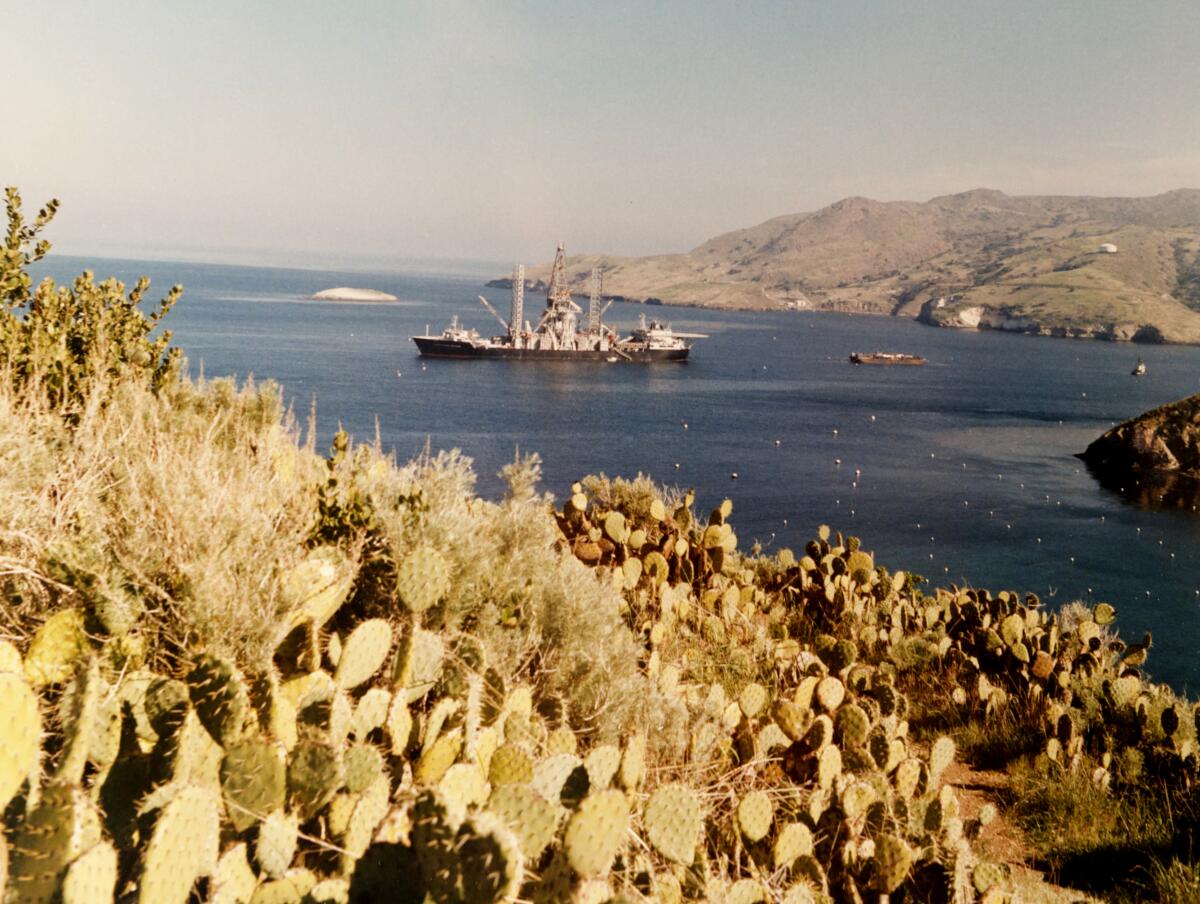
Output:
[[31, 255, 1200, 691]]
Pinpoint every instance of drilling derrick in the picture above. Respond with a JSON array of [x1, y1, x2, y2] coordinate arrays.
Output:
[[510, 264, 524, 348], [543, 240, 582, 350], [546, 241, 573, 310], [588, 267, 602, 336]]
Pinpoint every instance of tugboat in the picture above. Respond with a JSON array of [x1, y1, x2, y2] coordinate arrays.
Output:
[[1131, 356, 1147, 376], [849, 352, 927, 366], [412, 242, 706, 362]]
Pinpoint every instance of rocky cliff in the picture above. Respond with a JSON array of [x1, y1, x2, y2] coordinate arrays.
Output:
[[1079, 393, 1200, 480]]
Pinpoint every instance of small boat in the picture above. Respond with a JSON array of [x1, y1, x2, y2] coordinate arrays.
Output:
[[1131, 357, 1146, 376], [850, 352, 927, 366]]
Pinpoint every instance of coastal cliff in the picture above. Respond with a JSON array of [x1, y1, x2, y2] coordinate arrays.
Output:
[[1079, 392, 1200, 479]]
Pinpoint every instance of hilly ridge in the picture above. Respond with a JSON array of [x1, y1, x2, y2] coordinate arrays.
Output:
[[497, 188, 1200, 343]]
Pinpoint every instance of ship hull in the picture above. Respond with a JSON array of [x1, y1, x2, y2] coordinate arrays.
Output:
[[412, 336, 689, 362], [849, 352, 926, 366]]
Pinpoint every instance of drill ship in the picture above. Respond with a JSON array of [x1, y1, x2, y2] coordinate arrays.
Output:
[[412, 242, 705, 362]]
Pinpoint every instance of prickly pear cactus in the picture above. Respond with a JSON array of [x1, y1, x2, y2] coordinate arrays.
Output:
[[24, 608, 89, 687], [0, 671, 40, 811], [737, 790, 774, 843], [334, 619, 392, 690], [643, 784, 701, 865], [395, 546, 451, 614], [220, 738, 286, 832], [138, 785, 220, 904], [287, 738, 342, 820], [488, 783, 560, 860], [458, 812, 524, 904], [563, 789, 630, 879], [7, 781, 100, 904], [61, 842, 118, 904], [187, 653, 252, 746]]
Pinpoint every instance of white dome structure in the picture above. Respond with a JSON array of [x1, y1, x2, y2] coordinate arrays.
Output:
[[1098, 243, 1118, 254]]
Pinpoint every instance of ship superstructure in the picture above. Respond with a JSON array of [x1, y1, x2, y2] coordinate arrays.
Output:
[[412, 242, 705, 361]]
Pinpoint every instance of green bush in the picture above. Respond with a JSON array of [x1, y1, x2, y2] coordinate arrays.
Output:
[[1, 187, 182, 410]]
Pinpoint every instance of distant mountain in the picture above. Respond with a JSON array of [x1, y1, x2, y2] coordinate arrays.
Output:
[[495, 188, 1200, 343]]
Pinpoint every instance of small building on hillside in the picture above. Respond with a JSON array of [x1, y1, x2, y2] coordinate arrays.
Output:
[[1098, 243, 1118, 254]]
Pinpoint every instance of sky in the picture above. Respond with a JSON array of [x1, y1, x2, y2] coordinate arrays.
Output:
[[4, 0, 1199, 268]]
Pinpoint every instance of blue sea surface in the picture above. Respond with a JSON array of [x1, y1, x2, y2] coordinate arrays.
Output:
[[32, 254, 1200, 691]]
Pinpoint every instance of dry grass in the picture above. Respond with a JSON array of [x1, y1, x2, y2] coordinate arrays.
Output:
[[0, 366, 686, 746], [0, 370, 325, 666]]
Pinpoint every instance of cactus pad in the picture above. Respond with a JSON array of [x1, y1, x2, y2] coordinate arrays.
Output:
[[344, 743, 386, 794], [212, 844, 259, 904], [394, 625, 444, 703], [334, 619, 393, 690], [564, 789, 630, 878], [24, 609, 89, 687], [138, 785, 220, 904], [351, 687, 391, 740], [1162, 704, 1181, 737], [871, 834, 912, 893], [619, 733, 646, 791], [603, 511, 628, 545], [803, 714, 833, 752], [489, 744, 534, 786], [8, 782, 99, 904], [0, 672, 40, 811], [546, 725, 579, 756], [488, 783, 560, 858], [840, 779, 876, 820], [221, 738, 287, 832], [835, 703, 871, 749], [386, 693, 413, 755], [532, 753, 588, 807], [814, 676, 845, 712], [929, 735, 955, 781], [187, 653, 252, 746], [584, 744, 622, 790], [287, 738, 342, 819], [738, 683, 769, 719], [772, 821, 814, 869], [972, 861, 1007, 894], [61, 842, 118, 904], [644, 783, 702, 865], [817, 744, 842, 789], [459, 812, 524, 903], [255, 810, 299, 879], [1111, 675, 1141, 708], [438, 761, 489, 813], [773, 699, 810, 742], [395, 546, 451, 613], [281, 546, 355, 627], [343, 775, 391, 860], [737, 790, 774, 843], [415, 729, 463, 786]]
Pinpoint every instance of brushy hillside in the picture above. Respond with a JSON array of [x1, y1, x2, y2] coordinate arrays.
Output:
[[500, 189, 1200, 341], [5, 190, 1200, 904]]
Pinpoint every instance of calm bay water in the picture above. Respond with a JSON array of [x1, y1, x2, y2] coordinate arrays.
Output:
[[34, 255, 1200, 691]]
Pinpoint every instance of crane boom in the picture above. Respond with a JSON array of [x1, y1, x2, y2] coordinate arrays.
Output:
[[477, 295, 510, 331]]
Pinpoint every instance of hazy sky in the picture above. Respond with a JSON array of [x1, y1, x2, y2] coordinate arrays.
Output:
[[5, 1, 1198, 267]]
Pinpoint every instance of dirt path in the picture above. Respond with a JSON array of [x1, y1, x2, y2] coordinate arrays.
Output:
[[943, 761, 1101, 904]]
